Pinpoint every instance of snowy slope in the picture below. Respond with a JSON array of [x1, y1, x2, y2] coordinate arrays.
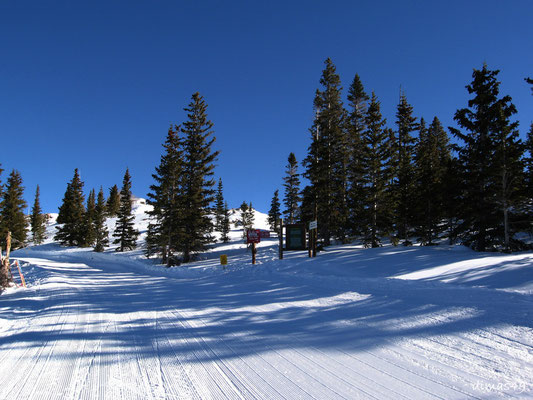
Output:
[[2, 200, 533, 399]]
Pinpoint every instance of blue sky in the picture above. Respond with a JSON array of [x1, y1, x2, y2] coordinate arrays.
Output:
[[1, 0, 532, 214]]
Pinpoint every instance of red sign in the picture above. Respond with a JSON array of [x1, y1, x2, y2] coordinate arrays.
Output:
[[246, 229, 261, 244], [258, 229, 270, 238]]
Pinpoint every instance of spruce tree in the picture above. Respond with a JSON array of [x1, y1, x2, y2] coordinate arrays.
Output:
[[106, 185, 120, 217], [303, 58, 346, 245], [214, 178, 225, 231], [414, 117, 451, 244], [221, 201, 231, 243], [268, 189, 281, 231], [346, 74, 369, 236], [283, 152, 301, 224], [30, 185, 46, 245], [94, 187, 109, 252], [394, 92, 418, 244], [55, 169, 85, 246], [113, 169, 139, 252], [240, 201, 253, 235], [360, 93, 392, 247], [450, 64, 524, 251], [0, 170, 27, 249], [146, 125, 185, 264], [82, 189, 97, 247], [180, 93, 219, 262]]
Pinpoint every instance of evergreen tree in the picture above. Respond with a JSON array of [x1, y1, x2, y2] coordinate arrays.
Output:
[[214, 178, 225, 231], [113, 169, 139, 251], [360, 93, 392, 247], [414, 117, 451, 244], [240, 201, 253, 234], [179, 93, 219, 262], [394, 92, 418, 244], [94, 187, 109, 252], [146, 125, 185, 264], [450, 64, 524, 251], [283, 152, 301, 224], [268, 189, 281, 231], [526, 77, 533, 94], [0, 170, 27, 249], [247, 202, 255, 228], [221, 201, 231, 243], [106, 185, 120, 217], [346, 74, 369, 236], [30, 185, 46, 245], [82, 189, 97, 247], [303, 58, 346, 245], [55, 169, 86, 246], [524, 123, 533, 197]]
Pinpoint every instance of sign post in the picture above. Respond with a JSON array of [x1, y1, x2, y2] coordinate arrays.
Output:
[[309, 220, 317, 258], [246, 229, 260, 265], [278, 218, 284, 260]]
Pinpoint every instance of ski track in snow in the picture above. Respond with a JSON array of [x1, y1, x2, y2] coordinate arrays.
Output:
[[2, 239, 533, 399]]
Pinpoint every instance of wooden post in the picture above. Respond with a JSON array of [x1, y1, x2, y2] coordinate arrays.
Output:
[[308, 228, 312, 258], [279, 218, 284, 260], [312, 229, 317, 257], [252, 242, 256, 265]]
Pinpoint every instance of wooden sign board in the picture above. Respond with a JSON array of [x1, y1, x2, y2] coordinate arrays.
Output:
[[285, 224, 306, 250], [246, 229, 260, 244]]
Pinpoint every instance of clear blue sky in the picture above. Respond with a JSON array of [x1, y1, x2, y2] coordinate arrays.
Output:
[[1, 0, 532, 214]]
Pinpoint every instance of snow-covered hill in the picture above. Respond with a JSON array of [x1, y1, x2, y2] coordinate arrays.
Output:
[[2, 198, 533, 398]]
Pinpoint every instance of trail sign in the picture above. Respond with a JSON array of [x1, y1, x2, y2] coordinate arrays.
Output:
[[246, 229, 260, 244], [285, 224, 306, 250], [309, 220, 317, 230]]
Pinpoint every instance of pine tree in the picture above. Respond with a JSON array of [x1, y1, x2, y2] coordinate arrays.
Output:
[[55, 169, 85, 246], [303, 58, 346, 245], [221, 201, 231, 243], [94, 187, 109, 252], [214, 178, 225, 231], [113, 169, 139, 252], [450, 64, 524, 251], [146, 125, 185, 264], [180, 93, 219, 262], [283, 152, 301, 224], [0, 170, 27, 249], [268, 189, 281, 231], [414, 117, 451, 244], [106, 185, 120, 217], [346, 74, 369, 236], [240, 201, 253, 236], [394, 92, 418, 244], [247, 202, 255, 228], [30, 185, 46, 245], [360, 93, 392, 248], [82, 189, 97, 247]]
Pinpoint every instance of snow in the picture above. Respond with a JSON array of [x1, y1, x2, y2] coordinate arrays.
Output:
[[2, 201, 533, 398]]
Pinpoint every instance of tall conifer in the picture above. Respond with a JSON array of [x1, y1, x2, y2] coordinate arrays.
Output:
[[180, 93, 219, 262], [283, 152, 301, 224], [0, 170, 27, 249], [268, 189, 281, 231], [303, 58, 346, 245], [55, 169, 85, 246], [346, 74, 369, 236], [146, 126, 184, 264], [83, 189, 97, 247], [394, 93, 418, 244], [113, 169, 139, 251], [30, 185, 46, 245], [107, 185, 120, 217], [450, 64, 524, 251], [221, 202, 231, 243], [215, 178, 225, 231], [361, 93, 391, 247], [94, 187, 109, 252]]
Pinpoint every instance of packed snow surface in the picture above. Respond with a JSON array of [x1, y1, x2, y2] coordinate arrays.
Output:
[[2, 205, 533, 399]]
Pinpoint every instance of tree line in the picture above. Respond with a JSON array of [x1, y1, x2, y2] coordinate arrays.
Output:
[[269, 59, 533, 252]]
